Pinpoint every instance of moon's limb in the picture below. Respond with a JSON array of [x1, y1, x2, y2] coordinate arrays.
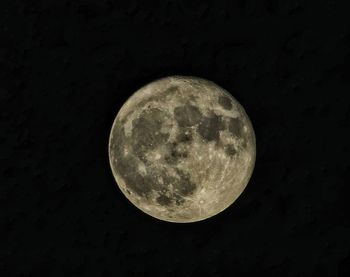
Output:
[[109, 76, 256, 223]]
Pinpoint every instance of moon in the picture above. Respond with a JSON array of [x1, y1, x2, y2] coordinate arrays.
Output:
[[108, 76, 256, 223]]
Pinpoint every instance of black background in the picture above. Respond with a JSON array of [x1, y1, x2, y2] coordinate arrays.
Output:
[[1, 0, 350, 276]]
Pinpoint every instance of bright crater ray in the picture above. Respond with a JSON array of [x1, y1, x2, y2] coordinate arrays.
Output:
[[109, 76, 256, 223]]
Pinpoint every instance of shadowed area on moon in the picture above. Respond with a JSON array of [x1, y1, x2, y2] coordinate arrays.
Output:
[[174, 105, 202, 127], [131, 108, 171, 158], [228, 117, 244, 137], [218, 95, 233, 110], [198, 114, 225, 142]]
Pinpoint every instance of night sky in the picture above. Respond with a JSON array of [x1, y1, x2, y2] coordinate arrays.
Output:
[[1, 0, 350, 276]]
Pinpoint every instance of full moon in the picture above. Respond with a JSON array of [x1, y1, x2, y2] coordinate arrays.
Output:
[[108, 76, 256, 223]]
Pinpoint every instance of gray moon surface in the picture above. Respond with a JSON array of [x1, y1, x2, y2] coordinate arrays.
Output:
[[108, 76, 256, 223]]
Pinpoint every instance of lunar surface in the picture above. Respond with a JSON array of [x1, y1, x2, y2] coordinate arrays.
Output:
[[108, 76, 256, 223]]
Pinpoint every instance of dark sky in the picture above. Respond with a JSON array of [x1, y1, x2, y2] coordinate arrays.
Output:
[[1, 0, 349, 276]]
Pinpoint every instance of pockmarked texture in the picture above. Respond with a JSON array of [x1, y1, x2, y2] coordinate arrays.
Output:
[[109, 76, 256, 222]]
